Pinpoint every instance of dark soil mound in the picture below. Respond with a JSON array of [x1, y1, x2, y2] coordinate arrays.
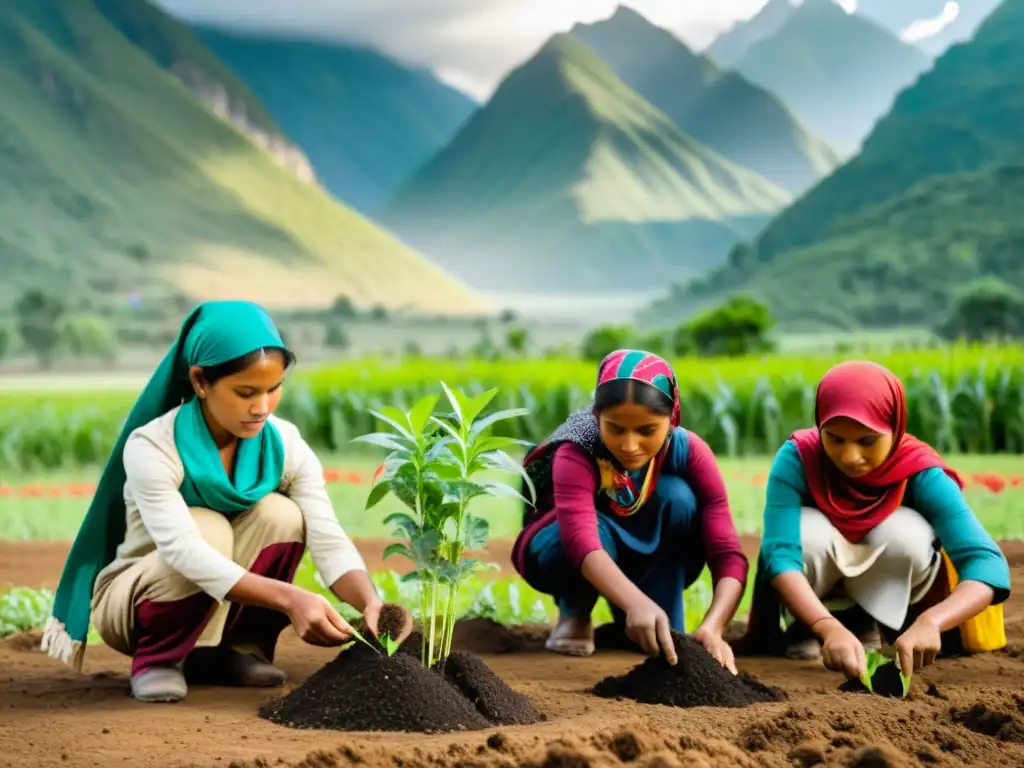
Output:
[[400, 618, 548, 656], [451, 618, 548, 654], [442, 650, 544, 725], [838, 663, 905, 698], [258, 642, 489, 733], [592, 632, 787, 708]]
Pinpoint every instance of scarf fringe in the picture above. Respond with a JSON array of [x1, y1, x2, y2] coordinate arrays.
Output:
[[40, 616, 86, 672]]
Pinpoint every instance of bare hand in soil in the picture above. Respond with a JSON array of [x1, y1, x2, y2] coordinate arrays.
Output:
[[624, 598, 677, 665], [819, 620, 867, 679], [692, 625, 738, 675], [893, 614, 941, 675], [285, 590, 354, 646]]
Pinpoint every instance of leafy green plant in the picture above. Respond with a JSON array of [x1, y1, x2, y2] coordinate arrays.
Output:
[[1, 586, 54, 636], [353, 382, 535, 668], [859, 649, 910, 698]]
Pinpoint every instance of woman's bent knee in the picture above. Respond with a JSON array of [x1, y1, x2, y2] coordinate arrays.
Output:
[[240, 493, 305, 543], [187, 508, 235, 556], [866, 507, 937, 574]]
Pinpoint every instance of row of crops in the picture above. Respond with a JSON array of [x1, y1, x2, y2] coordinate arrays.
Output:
[[1, 346, 1022, 472]]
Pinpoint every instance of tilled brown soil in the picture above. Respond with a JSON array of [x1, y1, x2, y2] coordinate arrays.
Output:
[[0, 540, 1022, 768]]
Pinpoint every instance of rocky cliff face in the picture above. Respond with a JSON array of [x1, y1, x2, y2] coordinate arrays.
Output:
[[171, 61, 319, 185]]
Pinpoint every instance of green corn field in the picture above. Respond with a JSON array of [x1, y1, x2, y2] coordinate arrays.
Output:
[[1, 346, 1022, 472]]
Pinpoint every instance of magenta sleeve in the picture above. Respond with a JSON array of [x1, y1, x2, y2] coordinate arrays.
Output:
[[683, 430, 750, 587], [550, 442, 603, 569]]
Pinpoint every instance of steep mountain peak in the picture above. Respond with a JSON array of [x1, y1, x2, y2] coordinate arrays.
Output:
[[605, 4, 653, 28], [491, 33, 629, 112], [572, 5, 702, 62], [705, 0, 795, 65]]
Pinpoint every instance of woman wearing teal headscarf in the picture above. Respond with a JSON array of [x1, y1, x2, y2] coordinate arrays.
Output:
[[41, 301, 404, 703]]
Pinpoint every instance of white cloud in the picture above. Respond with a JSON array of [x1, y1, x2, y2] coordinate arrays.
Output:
[[156, 0, 773, 99], [900, 1, 960, 43]]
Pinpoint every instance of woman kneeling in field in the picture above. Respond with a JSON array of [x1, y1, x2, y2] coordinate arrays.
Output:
[[740, 360, 1010, 680], [511, 350, 749, 670], [42, 301, 408, 703]]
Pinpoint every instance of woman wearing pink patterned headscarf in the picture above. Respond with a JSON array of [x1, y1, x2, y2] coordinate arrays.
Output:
[[511, 350, 748, 670]]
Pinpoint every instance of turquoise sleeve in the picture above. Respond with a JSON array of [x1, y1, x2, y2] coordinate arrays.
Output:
[[761, 441, 808, 580], [909, 468, 1011, 604]]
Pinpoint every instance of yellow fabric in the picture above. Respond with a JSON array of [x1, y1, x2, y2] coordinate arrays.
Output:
[[941, 548, 1006, 653]]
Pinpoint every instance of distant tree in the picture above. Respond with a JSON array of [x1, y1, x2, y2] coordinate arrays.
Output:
[[634, 330, 670, 357], [331, 295, 358, 318], [0, 326, 10, 361], [61, 315, 117, 362], [324, 320, 350, 349], [403, 341, 423, 359], [369, 305, 388, 322], [939, 277, 1024, 341], [15, 288, 65, 368], [683, 295, 776, 357], [580, 325, 633, 362], [506, 326, 529, 355], [726, 242, 756, 271], [470, 331, 501, 360], [499, 308, 518, 324], [670, 324, 696, 357]]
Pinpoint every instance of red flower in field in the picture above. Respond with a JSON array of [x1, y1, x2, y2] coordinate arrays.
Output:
[[1009, 476, 1022, 488], [985, 474, 1007, 493], [18, 485, 45, 497], [67, 483, 96, 497], [373, 463, 386, 483], [323, 469, 341, 483], [970, 474, 1006, 493], [0, 485, 11, 496], [345, 472, 365, 484]]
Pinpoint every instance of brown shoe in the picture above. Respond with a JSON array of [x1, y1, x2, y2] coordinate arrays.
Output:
[[185, 648, 287, 687], [544, 614, 595, 657], [131, 666, 187, 702], [785, 637, 823, 661]]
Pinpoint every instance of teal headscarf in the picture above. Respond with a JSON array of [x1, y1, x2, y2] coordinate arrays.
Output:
[[41, 301, 288, 670]]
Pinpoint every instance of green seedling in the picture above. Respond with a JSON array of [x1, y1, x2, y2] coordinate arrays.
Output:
[[859, 649, 910, 698], [381, 632, 400, 657], [353, 381, 535, 669]]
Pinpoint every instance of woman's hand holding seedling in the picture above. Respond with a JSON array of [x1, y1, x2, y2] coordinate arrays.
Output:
[[362, 601, 413, 644], [284, 588, 354, 647], [625, 596, 678, 665], [817, 617, 867, 679]]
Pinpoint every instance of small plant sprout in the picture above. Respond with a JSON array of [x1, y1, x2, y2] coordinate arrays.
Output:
[[381, 632, 400, 657], [353, 382, 535, 669], [859, 649, 910, 698]]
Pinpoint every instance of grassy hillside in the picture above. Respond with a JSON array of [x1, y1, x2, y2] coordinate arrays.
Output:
[[193, 26, 478, 214], [705, 0, 794, 66], [733, 0, 933, 152], [571, 6, 839, 194], [644, 0, 1024, 330], [0, 0, 483, 314], [379, 34, 790, 294]]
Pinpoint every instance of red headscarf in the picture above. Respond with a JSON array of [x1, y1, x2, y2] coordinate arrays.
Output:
[[790, 360, 963, 543]]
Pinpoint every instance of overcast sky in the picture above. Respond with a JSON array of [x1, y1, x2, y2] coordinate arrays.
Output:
[[155, 0, 961, 100]]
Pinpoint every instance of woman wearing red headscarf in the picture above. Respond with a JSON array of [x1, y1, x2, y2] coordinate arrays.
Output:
[[740, 361, 1010, 680], [511, 350, 749, 670]]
